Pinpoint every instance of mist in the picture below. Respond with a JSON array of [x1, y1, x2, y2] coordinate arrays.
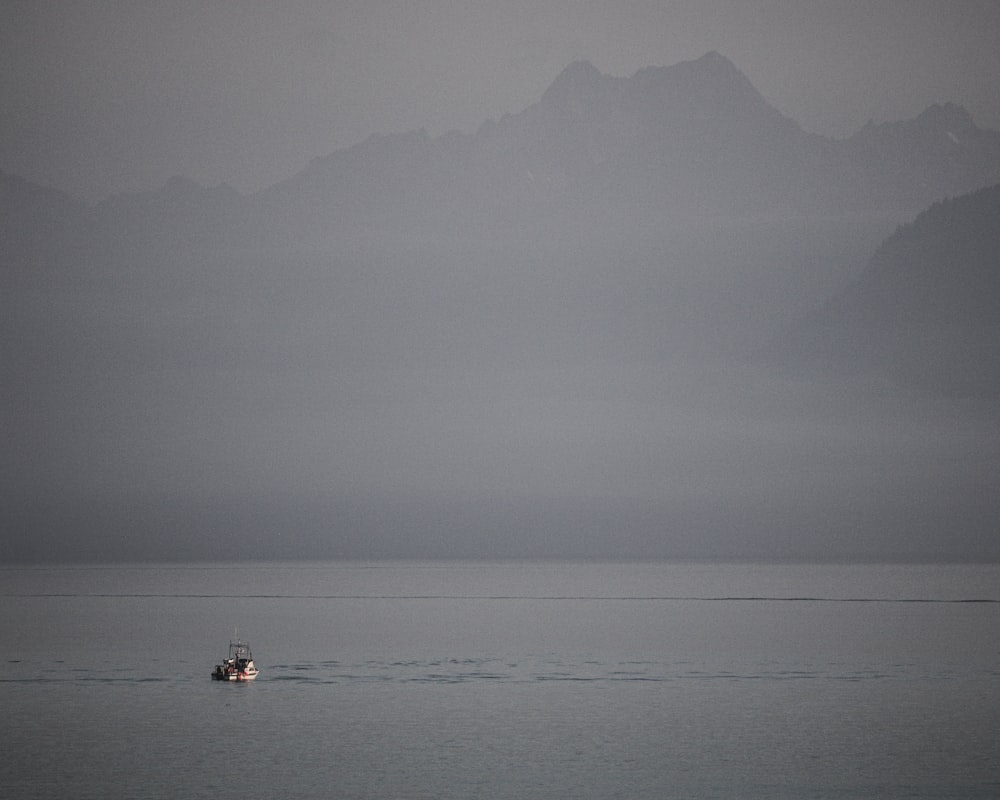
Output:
[[3, 11, 1000, 563], [6, 211, 998, 562]]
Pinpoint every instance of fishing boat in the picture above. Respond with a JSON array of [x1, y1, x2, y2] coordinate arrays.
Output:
[[211, 638, 259, 681]]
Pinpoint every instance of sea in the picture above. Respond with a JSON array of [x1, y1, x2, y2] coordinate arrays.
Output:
[[2, 560, 998, 799]]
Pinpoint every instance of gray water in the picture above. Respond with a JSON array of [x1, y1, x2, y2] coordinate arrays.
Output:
[[2, 560, 999, 799]]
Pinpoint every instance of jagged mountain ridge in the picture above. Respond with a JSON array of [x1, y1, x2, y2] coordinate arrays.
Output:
[[6, 51, 999, 382], [8, 51, 999, 248], [253, 51, 1000, 237], [254, 51, 807, 234], [844, 103, 1000, 210]]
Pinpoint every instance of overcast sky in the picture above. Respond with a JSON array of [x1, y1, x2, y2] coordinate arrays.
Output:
[[3, 0, 1000, 202]]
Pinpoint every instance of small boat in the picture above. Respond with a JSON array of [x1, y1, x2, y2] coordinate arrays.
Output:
[[211, 638, 259, 681]]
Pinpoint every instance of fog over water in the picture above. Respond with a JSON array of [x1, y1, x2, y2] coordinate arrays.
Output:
[[3, 2, 1000, 563]]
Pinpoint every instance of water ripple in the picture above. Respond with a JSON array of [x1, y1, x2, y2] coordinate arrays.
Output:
[[1, 656, 983, 686]]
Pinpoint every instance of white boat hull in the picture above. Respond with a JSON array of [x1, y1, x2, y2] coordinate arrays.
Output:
[[212, 665, 259, 681]]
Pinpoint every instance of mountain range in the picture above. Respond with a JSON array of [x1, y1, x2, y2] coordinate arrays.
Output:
[[5, 52, 1000, 379], [251, 52, 1000, 234], [7, 52, 1000, 247], [4, 52, 1000, 561]]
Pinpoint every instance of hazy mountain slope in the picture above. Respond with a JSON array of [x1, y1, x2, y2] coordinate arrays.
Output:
[[255, 52, 1000, 241], [5, 53, 1000, 562], [94, 176, 248, 255], [845, 103, 1000, 211], [0, 170, 97, 286], [8, 52, 999, 254], [770, 184, 1000, 395]]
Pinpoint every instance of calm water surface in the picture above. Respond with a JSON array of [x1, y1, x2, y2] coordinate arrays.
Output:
[[2, 561, 999, 799]]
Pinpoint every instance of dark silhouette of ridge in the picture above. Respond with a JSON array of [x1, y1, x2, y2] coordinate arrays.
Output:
[[249, 52, 1000, 239], [769, 184, 1000, 396], [538, 59, 615, 110], [844, 103, 1000, 209]]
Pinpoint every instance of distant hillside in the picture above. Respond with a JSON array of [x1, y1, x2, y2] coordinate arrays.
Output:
[[255, 52, 1000, 241], [844, 103, 1000, 211], [0, 169, 97, 284], [7, 52, 999, 253], [5, 52, 1000, 388], [769, 184, 1000, 395], [5, 52, 1000, 381]]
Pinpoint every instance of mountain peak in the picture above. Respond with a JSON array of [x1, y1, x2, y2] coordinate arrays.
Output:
[[629, 50, 765, 108], [633, 51, 742, 80], [853, 102, 978, 140], [537, 51, 770, 127], [692, 50, 740, 73], [540, 60, 616, 110], [914, 102, 975, 131], [547, 59, 603, 88]]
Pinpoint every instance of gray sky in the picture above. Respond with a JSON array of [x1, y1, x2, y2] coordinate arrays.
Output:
[[3, 0, 1000, 202]]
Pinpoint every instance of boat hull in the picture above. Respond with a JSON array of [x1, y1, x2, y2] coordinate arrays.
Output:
[[211, 668, 259, 681]]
